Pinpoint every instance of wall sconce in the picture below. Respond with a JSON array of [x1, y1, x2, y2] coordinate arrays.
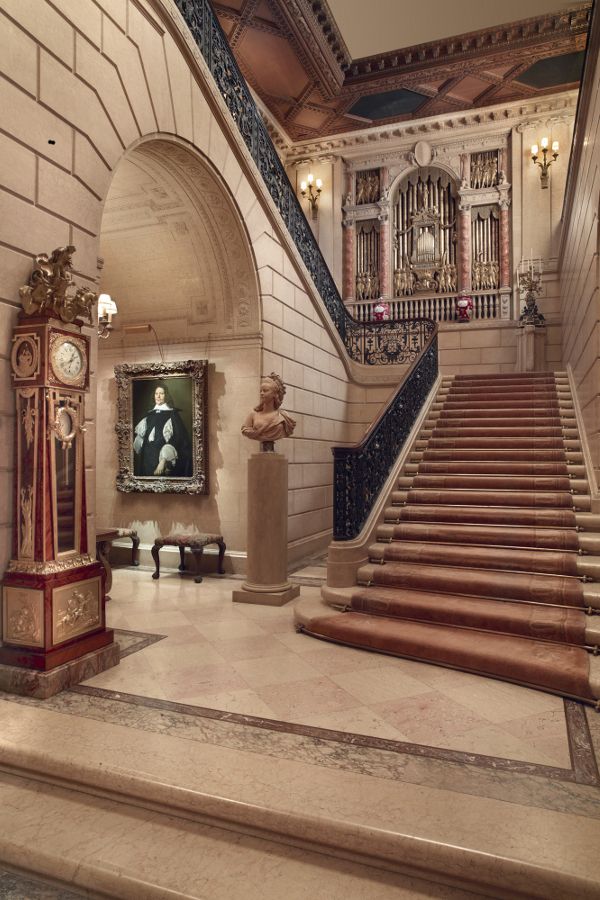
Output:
[[531, 137, 559, 189], [300, 173, 322, 220], [97, 293, 118, 339]]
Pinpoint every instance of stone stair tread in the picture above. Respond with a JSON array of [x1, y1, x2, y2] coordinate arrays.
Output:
[[348, 585, 587, 644], [402, 488, 576, 508], [377, 521, 579, 550], [410, 474, 574, 490], [371, 540, 580, 576], [356, 561, 584, 607], [301, 614, 595, 701], [307, 370, 599, 703], [415, 462, 571, 475], [383, 504, 578, 527]]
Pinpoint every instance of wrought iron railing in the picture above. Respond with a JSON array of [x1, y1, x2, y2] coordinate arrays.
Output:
[[332, 328, 438, 540], [348, 291, 507, 324], [174, 0, 436, 365]]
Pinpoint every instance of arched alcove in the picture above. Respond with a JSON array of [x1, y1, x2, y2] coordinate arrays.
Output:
[[94, 138, 262, 564], [99, 138, 260, 341]]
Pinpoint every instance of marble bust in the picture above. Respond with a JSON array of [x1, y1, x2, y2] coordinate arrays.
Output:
[[241, 373, 296, 448]]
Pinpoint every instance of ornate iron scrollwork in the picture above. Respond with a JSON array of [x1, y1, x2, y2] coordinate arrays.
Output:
[[332, 331, 438, 540]]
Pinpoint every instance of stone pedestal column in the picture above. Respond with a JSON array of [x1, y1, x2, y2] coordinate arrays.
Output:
[[516, 324, 546, 372], [232, 451, 300, 607], [342, 219, 356, 302], [458, 203, 472, 292]]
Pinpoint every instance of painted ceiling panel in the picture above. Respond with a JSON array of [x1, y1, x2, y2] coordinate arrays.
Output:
[[236, 29, 310, 99], [213, 0, 590, 140]]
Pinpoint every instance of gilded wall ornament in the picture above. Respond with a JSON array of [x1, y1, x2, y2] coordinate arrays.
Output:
[[19, 246, 96, 325]]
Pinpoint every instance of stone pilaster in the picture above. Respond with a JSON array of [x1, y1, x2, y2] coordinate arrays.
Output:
[[342, 218, 356, 302], [458, 201, 472, 292]]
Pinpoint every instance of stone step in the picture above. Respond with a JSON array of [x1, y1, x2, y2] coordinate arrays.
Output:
[[1, 698, 554, 900]]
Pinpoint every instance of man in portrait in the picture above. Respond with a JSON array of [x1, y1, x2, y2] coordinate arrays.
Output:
[[133, 382, 192, 477]]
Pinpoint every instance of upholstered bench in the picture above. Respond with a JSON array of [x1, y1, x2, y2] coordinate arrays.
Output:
[[151, 533, 226, 583]]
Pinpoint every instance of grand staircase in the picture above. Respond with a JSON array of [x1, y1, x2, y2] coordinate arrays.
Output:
[[296, 371, 600, 704]]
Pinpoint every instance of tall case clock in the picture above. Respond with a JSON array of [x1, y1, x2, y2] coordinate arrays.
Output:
[[0, 246, 117, 680]]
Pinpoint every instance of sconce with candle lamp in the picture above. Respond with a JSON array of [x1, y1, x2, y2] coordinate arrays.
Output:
[[531, 137, 559, 189], [300, 173, 322, 220], [97, 293, 118, 339]]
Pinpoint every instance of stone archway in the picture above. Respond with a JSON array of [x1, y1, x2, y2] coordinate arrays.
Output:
[[94, 137, 262, 566], [99, 137, 260, 341]]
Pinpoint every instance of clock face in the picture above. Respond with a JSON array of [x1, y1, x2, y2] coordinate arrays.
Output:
[[56, 341, 83, 377], [50, 335, 87, 387]]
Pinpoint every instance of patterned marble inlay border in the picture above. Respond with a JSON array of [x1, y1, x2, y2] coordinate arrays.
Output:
[[68, 685, 600, 787], [4, 629, 600, 820], [114, 628, 166, 659]]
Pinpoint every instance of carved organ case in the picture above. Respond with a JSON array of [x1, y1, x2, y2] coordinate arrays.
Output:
[[1, 249, 113, 671], [393, 169, 457, 296]]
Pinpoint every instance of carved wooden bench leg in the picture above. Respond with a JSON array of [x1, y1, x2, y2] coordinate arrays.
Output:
[[191, 547, 204, 583], [151, 542, 161, 579], [131, 531, 140, 566], [97, 540, 113, 595], [216, 539, 226, 575]]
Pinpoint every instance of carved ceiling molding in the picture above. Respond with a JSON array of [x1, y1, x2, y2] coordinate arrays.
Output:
[[265, 0, 350, 98], [283, 92, 578, 163], [217, 0, 590, 142], [344, 5, 591, 85]]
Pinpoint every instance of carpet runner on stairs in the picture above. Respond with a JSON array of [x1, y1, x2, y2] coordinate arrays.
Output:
[[295, 371, 600, 703]]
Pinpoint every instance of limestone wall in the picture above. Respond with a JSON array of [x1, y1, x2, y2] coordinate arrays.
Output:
[[0, 0, 400, 574], [560, 7, 600, 489]]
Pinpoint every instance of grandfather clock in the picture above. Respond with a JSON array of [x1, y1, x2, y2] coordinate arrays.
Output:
[[0, 246, 118, 694]]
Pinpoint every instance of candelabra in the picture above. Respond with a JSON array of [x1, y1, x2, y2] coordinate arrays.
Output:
[[300, 173, 322, 220], [531, 138, 559, 189], [518, 259, 545, 326]]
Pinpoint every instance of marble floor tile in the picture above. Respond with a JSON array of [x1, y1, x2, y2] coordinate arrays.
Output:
[[256, 675, 360, 720], [208, 634, 295, 661], [180, 688, 276, 719], [373, 692, 490, 746], [229, 652, 322, 689], [436, 722, 569, 767], [91, 571, 578, 766], [500, 709, 573, 768], [192, 617, 269, 641], [330, 665, 432, 704], [297, 705, 411, 741]]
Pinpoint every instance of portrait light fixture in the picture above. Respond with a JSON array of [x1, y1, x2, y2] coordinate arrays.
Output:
[[97, 293, 118, 339], [123, 322, 165, 362], [300, 173, 323, 220], [530, 137, 559, 189]]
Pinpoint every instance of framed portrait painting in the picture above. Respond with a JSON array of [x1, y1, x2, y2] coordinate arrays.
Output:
[[114, 360, 208, 494]]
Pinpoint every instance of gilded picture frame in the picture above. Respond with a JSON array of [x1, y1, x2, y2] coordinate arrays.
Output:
[[114, 360, 208, 494]]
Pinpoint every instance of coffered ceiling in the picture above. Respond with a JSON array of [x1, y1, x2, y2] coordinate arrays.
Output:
[[212, 0, 591, 142]]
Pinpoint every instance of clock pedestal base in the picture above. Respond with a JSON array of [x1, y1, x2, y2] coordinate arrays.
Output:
[[0, 641, 120, 699], [1, 560, 117, 691]]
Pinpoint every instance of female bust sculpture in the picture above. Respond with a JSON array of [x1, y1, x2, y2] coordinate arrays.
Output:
[[241, 373, 296, 448]]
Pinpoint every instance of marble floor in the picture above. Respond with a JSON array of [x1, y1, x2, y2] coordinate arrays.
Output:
[[1, 563, 600, 898], [86, 567, 580, 770]]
